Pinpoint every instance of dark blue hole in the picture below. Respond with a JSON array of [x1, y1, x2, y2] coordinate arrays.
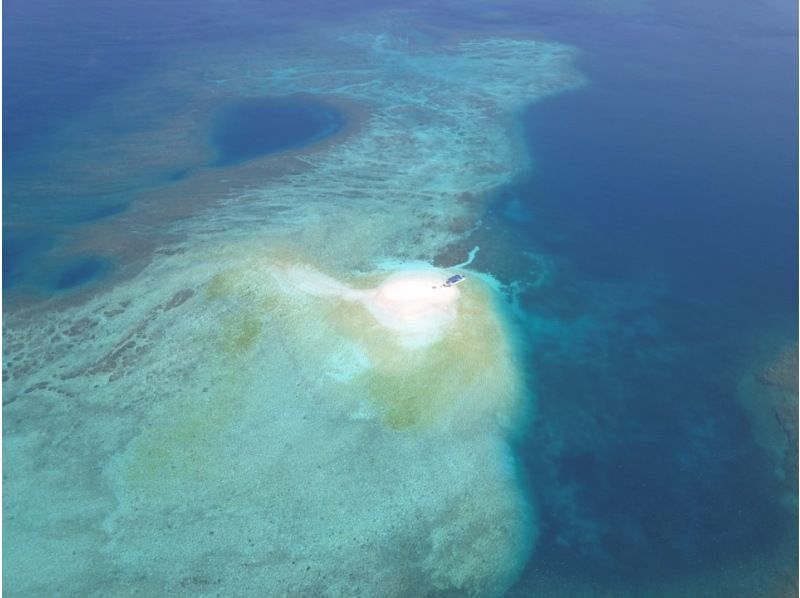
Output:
[[53, 256, 108, 290], [210, 96, 344, 166]]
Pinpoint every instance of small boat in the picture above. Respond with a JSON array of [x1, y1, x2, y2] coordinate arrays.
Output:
[[443, 274, 466, 287]]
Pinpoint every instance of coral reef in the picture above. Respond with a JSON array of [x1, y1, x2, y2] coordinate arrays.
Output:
[[3, 18, 581, 597]]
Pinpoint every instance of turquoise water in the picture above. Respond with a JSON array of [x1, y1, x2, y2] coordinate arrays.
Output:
[[4, 0, 797, 595]]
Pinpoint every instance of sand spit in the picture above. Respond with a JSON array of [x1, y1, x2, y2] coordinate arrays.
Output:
[[283, 266, 461, 348]]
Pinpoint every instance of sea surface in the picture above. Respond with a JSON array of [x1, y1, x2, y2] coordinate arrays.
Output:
[[4, 0, 797, 596]]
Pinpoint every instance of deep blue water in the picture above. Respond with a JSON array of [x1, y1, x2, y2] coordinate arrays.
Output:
[[485, 1, 798, 590], [4, 0, 797, 593]]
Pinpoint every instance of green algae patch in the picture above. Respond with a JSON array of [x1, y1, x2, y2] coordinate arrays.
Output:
[[125, 384, 247, 488], [221, 312, 263, 356], [206, 271, 235, 299], [126, 277, 271, 489], [204, 264, 293, 354], [206, 267, 267, 302]]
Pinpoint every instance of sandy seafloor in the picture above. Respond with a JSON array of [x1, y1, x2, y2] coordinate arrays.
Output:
[[3, 17, 584, 597], [4, 2, 798, 596]]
